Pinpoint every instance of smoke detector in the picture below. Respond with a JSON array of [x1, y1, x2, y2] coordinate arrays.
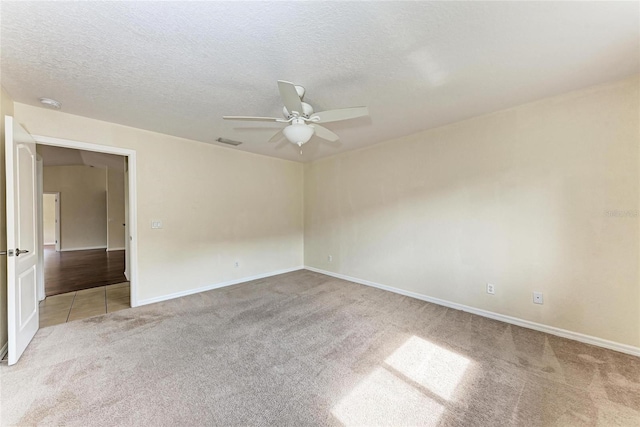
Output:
[[39, 98, 61, 109]]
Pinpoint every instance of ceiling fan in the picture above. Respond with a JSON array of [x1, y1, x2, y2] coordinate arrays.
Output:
[[223, 80, 369, 148]]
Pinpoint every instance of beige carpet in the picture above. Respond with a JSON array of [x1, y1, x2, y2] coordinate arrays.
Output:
[[1, 270, 639, 426]]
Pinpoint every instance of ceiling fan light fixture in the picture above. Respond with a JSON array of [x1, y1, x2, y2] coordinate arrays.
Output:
[[223, 80, 370, 149], [283, 122, 315, 146]]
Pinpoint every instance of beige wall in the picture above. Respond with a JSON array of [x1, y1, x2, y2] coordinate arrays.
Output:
[[14, 104, 305, 302], [43, 165, 108, 250], [305, 76, 640, 348], [42, 193, 56, 245], [107, 166, 126, 250], [7, 76, 637, 351], [0, 87, 14, 351]]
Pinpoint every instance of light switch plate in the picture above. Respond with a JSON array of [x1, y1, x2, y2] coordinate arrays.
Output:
[[151, 220, 163, 229]]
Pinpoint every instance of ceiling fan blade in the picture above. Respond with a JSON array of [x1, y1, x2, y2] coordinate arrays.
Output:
[[277, 80, 304, 116], [311, 124, 339, 142], [223, 116, 282, 122], [274, 138, 290, 150], [268, 129, 285, 143], [311, 106, 369, 123]]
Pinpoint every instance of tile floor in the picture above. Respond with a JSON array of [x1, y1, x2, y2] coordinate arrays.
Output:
[[39, 282, 130, 328]]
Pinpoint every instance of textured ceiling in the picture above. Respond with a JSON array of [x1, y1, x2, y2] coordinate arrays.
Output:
[[1, 2, 638, 162]]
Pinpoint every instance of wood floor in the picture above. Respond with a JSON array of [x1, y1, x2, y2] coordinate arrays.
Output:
[[44, 245, 126, 296]]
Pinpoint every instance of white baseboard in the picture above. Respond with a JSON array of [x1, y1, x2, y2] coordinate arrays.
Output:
[[137, 266, 305, 306], [107, 247, 125, 252], [305, 266, 640, 358], [60, 246, 107, 252], [0, 341, 7, 361]]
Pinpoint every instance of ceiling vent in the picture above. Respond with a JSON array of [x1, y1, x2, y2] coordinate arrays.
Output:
[[216, 137, 242, 146], [39, 97, 62, 109]]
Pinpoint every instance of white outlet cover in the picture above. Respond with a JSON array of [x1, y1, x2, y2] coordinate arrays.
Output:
[[533, 292, 544, 304], [151, 220, 163, 229], [487, 283, 495, 295]]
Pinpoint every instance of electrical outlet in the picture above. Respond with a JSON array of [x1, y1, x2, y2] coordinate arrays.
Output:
[[533, 292, 543, 304], [486, 283, 495, 295], [328, 255, 333, 262], [235, 261, 239, 268]]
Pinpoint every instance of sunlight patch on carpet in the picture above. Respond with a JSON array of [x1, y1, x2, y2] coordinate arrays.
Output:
[[332, 367, 445, 426], [332, 335, 472, 426], [385, 335, 471, 400]]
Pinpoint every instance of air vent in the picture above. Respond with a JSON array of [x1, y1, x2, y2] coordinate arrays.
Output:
[[39, 97, 61, 109], [216, 137, 242, 146]]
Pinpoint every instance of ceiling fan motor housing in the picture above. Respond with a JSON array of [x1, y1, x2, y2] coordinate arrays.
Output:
[[283, 102, 314, 119]]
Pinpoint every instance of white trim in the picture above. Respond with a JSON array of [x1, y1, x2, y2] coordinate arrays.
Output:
[[138, 266, 305, 306], [43, 191, 61, 252], [54, 192, 60, 252], [0, 342, 7, 361], [124, 270, 130, 281], [34, 135, 137, 157], [37, 159, 45, 302], [39, 192, 61, 302], [33, 134, 139, 308], [106, 247, 125, 251], [60, 246, 107, 252], [304, 266, 640, 358]]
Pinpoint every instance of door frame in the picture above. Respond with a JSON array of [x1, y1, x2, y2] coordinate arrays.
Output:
[[37, 191, 60, 301], [42, 192, 60, 251], [33, 135, 139, 308]]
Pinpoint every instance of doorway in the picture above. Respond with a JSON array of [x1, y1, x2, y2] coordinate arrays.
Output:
[[32, 135, 138, 307], [5, 118, 139, 364], [36, 144, 132, 326]]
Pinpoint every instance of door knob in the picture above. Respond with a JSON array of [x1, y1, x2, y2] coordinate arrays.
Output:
[[15, 248, 29, 257]]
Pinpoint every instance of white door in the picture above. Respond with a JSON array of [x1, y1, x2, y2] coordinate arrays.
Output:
[[5, 116, 39, 365]]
